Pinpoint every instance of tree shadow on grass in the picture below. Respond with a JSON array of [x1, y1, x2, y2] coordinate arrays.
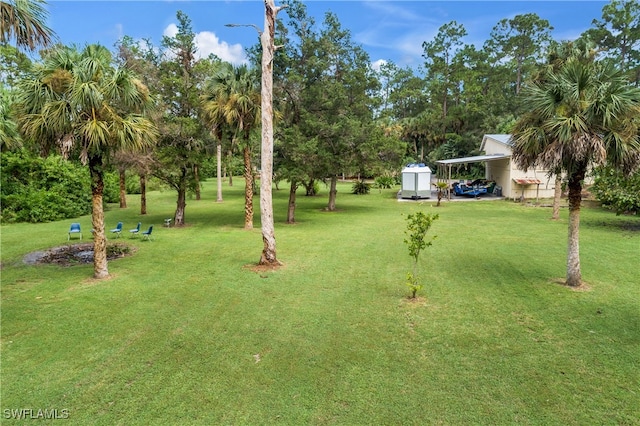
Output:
[[581, 217, 640, 234]]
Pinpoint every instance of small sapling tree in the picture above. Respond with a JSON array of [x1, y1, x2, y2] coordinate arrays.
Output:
[[404, 211, 439, 298], [434, 181, 449, 206]]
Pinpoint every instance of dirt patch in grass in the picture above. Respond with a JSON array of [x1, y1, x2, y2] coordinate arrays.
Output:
[[23, 243, 135, 267], [550, 278, 592, 291], [244, 262, 285, 275], [401, 296, 428, 306]]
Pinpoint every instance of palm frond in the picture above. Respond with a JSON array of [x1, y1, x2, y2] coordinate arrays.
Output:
[[513, 52, 640, 175], [114, 114, 157, 152], [79, 118, 110, 153], [1, 0, 54, 51]]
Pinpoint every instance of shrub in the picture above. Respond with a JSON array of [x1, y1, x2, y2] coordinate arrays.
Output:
[[103, 171, 120, 204], [373, 175, 396, 189], [1, 151, 92, 223], [352, 180, 371, 195], [591, 167, 640, 215]]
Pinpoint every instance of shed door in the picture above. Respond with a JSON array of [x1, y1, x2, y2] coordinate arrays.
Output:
[[402, 173, 415, 190], [417, 172, 430, 191]]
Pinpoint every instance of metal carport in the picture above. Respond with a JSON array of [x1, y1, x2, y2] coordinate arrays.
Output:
[[436, 154, 511, 200]]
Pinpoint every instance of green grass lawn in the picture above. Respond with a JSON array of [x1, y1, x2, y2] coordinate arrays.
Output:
[[1, 180, 639, 425]]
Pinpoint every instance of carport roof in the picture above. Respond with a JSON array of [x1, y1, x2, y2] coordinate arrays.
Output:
[[436, 153, 510, 165]]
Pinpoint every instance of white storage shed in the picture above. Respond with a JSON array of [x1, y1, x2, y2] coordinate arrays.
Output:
[[401, 163, 432, 199]]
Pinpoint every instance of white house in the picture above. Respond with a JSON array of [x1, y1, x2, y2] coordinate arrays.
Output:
[[436, 134, 560, 201]]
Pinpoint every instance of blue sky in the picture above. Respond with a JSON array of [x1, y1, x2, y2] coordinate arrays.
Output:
[[46, 1, 609, 70]]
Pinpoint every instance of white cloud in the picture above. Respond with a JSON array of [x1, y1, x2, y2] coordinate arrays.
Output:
[[161, 24, 246, 65], [163, 23, 178, 39], [114, 23, 124, 41], [371, 59, 387, 72], [362, 1, 424, 22], [358, 25, 433, 68], [195, 31, 246, 65]]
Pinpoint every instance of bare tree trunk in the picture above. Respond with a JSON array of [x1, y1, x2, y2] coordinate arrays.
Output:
[[140, 174, 147, 215], [566, 167, 585, 287], [194, 164, 201, 201], [552, 173, 562, 220], [175, 168, 188, 227], [304, 178, 316, 196], [286, 180, 297, 224], [516, 56, 523, 95], [258, 0, 282, 266], [119, 167, 127, 208], [216, 142, 223, 202], [175, 186, 186, 227], [327, 175, 338, 211], [243, 145, 253, 230], [89, 155, 109, 279]]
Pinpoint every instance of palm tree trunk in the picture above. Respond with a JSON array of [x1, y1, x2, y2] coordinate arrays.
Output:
[[216, 142, 223, 202], [227, 149, 233, 186], [287, 180, 298, 224], [140, 174, 147, 215], [89, 155, 109, 279], [566, 168, 585, 287], [119, 167, 127, 208], [552, 173, 562, 220], [327, 175, 338, 211], [243, 145, 253, 230]]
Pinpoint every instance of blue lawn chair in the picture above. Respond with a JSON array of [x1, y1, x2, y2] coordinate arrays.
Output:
[[110, 222, 123, 238], [129, 222, 141, 238], [141, 225, 153, 241], [68, 223, 82, 240]]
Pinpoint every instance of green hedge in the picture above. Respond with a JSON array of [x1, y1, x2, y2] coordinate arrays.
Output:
[[591, 167, 640, 215], [1, 151, 95, 223]]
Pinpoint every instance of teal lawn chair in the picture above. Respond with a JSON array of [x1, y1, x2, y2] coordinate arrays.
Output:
[[110, 222, 123, 238], [141, 225, 153, 241], [129, 222, 141, 238], [68, 223, 82, 240]]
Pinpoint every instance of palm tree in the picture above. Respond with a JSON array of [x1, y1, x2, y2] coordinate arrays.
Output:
[[202, 62, 235, 204], [512, 55, 640, 287], [213, 64, 261, 230], [17, 44, 157, 279], [1, 0, 54, 51], [536, 41, 598, 221], [434, 181, 449, 206]]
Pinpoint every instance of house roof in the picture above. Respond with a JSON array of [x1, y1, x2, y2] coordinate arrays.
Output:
[[480, 134, 513, 151], [436, 153, 511, 165]]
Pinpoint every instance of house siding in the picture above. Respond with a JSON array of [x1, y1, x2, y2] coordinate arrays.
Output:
[[481, 134, 560, 200]]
